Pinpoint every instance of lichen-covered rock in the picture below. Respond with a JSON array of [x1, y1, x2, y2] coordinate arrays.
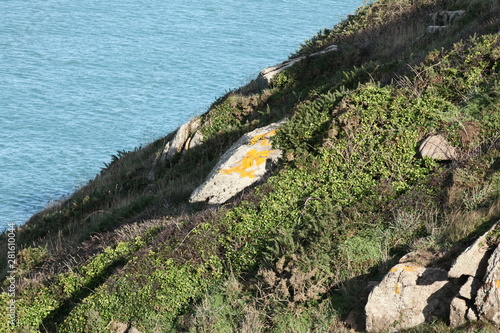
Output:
[[476, 243, 500, 327], [162, 117, 201, 161], [448, 224, 496, 278], [365, 264, 455, 332], [419, 135, 457, 160], [189, 120, 286, 204]]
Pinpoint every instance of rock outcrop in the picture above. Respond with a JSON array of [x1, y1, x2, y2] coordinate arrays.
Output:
[[430, 10, 466, 26], [366, 221, 500, 332], [426, 10, 466, 35], [419, 134, 457, 160], [365, 264, 455, 332], [250, 57, 304, 92], [148, 117, 204, 180], [162, 117, 202, 161], [189, 120, 286, 204], [242, 45, 339, 94]]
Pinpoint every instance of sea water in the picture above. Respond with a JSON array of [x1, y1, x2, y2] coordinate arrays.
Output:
[[0, 0, 364, 229]]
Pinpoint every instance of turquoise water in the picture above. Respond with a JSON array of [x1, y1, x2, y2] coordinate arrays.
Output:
[[0, 0, 363, 229]]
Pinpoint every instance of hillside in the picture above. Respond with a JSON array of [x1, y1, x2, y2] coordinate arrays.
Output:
[[1, 0, 499, 332]]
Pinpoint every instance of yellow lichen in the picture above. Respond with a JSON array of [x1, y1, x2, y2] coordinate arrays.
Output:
[[260, 139, 270, 147], [496, 280, 500, 289], [249, 129, 278, 146], [395, 283, 400, 294], [219, 149, 271, 178], [390, 266, 419, 273]]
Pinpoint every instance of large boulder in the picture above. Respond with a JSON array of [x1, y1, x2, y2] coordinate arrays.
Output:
[[419, 134, 457, 161], [189, 120, 286, 204], [476, 243, 500, 327], [365, 264, 455, 332]]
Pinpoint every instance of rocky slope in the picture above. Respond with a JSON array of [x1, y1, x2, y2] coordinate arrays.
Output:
[[1, 0, 499, 332]]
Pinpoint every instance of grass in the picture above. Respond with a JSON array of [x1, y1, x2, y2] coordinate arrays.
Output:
[[1, 0, 499, 332]]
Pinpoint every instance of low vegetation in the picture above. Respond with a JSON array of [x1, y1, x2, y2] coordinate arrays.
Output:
[[1, 0, 499, 332]]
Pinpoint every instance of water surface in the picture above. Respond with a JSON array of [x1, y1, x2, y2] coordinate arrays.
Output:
[[0, 0, 364, 229]]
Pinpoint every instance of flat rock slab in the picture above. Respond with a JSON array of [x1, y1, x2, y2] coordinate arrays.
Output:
[[190, 120, 286, 204], [365, 264, 453, 332]]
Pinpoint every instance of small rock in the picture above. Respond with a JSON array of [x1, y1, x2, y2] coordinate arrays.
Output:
[[419, 135, 457, 160], [476, 243, 500, 327], [426, 26, 449, 34], [467, 306, 479, 322], [458, 276, 481, 300], [109, 320, 128, 333], [189, 120, 286, 204], [448, 222, 498, 278], [127, 327, 142, 333], [365, 264, 454, 332], [450, 297, 468, 328]]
